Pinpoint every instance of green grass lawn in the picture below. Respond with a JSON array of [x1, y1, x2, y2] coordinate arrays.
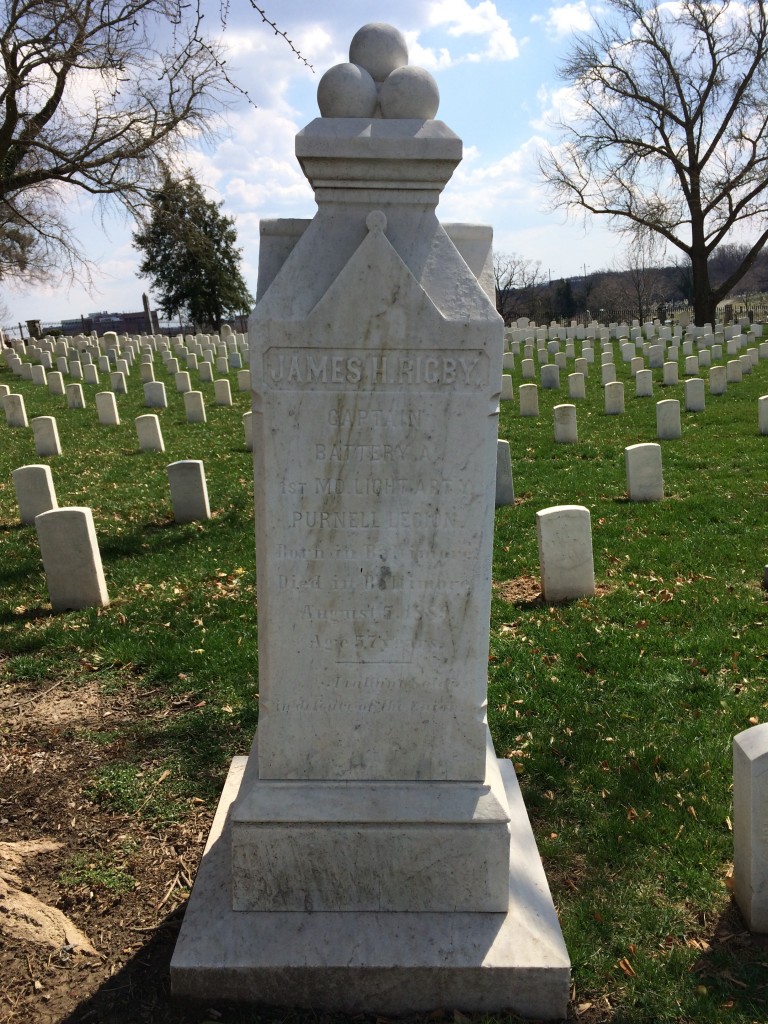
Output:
[[1, 332, 767, 1023]]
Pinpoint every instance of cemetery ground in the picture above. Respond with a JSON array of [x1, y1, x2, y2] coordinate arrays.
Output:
[[0, 340, 766, 1024]]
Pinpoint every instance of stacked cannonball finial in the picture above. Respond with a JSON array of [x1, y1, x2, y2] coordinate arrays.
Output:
[[317, 23, 440, 120]]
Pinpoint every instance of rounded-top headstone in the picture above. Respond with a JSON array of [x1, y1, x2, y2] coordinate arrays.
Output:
[[379, 65, 440, 119], [349, 23, 408, 82], [317, 62, 378, 118]]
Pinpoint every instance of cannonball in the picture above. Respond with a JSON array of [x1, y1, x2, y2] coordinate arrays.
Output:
[[379, 65, 440, 119], [349, 23, 408, 82], [317, 62, 378, 118]]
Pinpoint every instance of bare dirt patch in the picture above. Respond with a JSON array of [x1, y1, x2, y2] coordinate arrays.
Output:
[[0, 678, 214, 1024]]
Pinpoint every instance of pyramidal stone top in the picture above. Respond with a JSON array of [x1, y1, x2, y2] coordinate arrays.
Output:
[[317, 23, 440, 120]]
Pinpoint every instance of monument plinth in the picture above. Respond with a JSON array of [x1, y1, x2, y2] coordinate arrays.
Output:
[[172, 22, 569, 1018]]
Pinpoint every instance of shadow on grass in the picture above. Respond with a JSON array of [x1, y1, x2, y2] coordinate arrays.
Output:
[[0, 604, 55, 626], [687, 898, 768, 1016]]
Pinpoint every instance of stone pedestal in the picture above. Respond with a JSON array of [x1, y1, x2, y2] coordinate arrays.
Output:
[[172, 23, 568, 1019]]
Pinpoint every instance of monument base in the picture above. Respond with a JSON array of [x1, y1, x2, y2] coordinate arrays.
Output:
[[171, 756, 570, 1019]]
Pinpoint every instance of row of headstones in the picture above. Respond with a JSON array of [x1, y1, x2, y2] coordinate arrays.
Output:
[[4, 324, 249, 369], [3, 333, 252, 398], [501, 375, 768, 431], [501, 339, 768, 392], [12, 459, 215, 611], [505, 315, 759, 343], [1, 389, 256, 456], [0, 390, 254, 452], [495, 438, 672, 507]]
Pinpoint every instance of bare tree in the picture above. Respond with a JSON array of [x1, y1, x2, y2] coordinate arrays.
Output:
[[616, 226, 668, 322], [539, 0, 768, 326], [0, 1, 306, 284], [493, 252, 543, 323]]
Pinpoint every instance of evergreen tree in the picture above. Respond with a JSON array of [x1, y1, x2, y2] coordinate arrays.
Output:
[[133, 172, 253, 330]]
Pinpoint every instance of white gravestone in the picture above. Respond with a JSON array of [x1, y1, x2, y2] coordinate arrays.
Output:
[[3, 393, 29, 427], [12, 465, 58, 524], [215, 379, 233, 406], [135, 414, 165, 453], [110, 371, 128, 394], [66, 383, 86, 409], [536, 505, 595, 602], [684, 378, 705, 412], [144, 381, 168, 408], [495, 439, 514, 506], [47, 372, 65, 396], [568, 371, 585, 399], [553, 403, 578, 443], [518, 382, 539, 417], [32, 416, 62, 457], [625, 443, 664, 502], [34, 507, 109, 612], [656, 399, 682, 439], [171, 24, 568, 1019], [734, 724, 768, 932], [500, 373, 514, 401], [541, 363, 560, 389], [95, 392, 120, 426], [168, 460, 210, 523], [758, 395, 768, 436], [243, 410, 254, 451], [726, 359, 743, 383], [238, 369, 252, 392], [604, 381, 625, 415], [184, 391, 207, 423], [710, 365, 727, 395]]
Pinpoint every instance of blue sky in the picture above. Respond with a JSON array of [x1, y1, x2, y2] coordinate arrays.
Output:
[[3, 0, 627, 327]]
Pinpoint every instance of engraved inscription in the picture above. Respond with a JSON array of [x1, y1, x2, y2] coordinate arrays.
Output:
[[265, 348, 488, 389]]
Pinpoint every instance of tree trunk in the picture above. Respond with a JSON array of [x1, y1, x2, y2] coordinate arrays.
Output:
[[690, 249, 716, 326]]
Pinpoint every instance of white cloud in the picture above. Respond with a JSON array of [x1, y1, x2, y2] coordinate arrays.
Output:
[[422, 1, 520, 63], [545, 2, 595, 38]]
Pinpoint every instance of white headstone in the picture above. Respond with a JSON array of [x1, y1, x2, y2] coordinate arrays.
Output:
[[536, 505, 595, 602], [726, 359, 743, 383], [758, 395, 768, 436], [625, 443, 663, 501], [518, 383, 539, 417], [684, 378, 705, 412], [568, 372, 585, 400], [168, 460, 210, 522], [243, 410, 254, 451], [31, 416, 62, 457], [95, 391, 120, 426], [604, 381, 625, 415], [214, 379, 233, 406], [500, 374, 514, 401], [553, 403, 578, 443], [656, 399, 682, 440], [135, 414, 165, 452], [34, 507, 109, 611], [733, 724, 768, 932], [184, 391, 207, 423], [66, 383, 86, 409], [710, 365, 727, 395], [495, 439, 514, 506], [3, 393, 29, 427], [12, 464, 58, 524], [110, 371, 128, 394], [143, 381, 168, 408]]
